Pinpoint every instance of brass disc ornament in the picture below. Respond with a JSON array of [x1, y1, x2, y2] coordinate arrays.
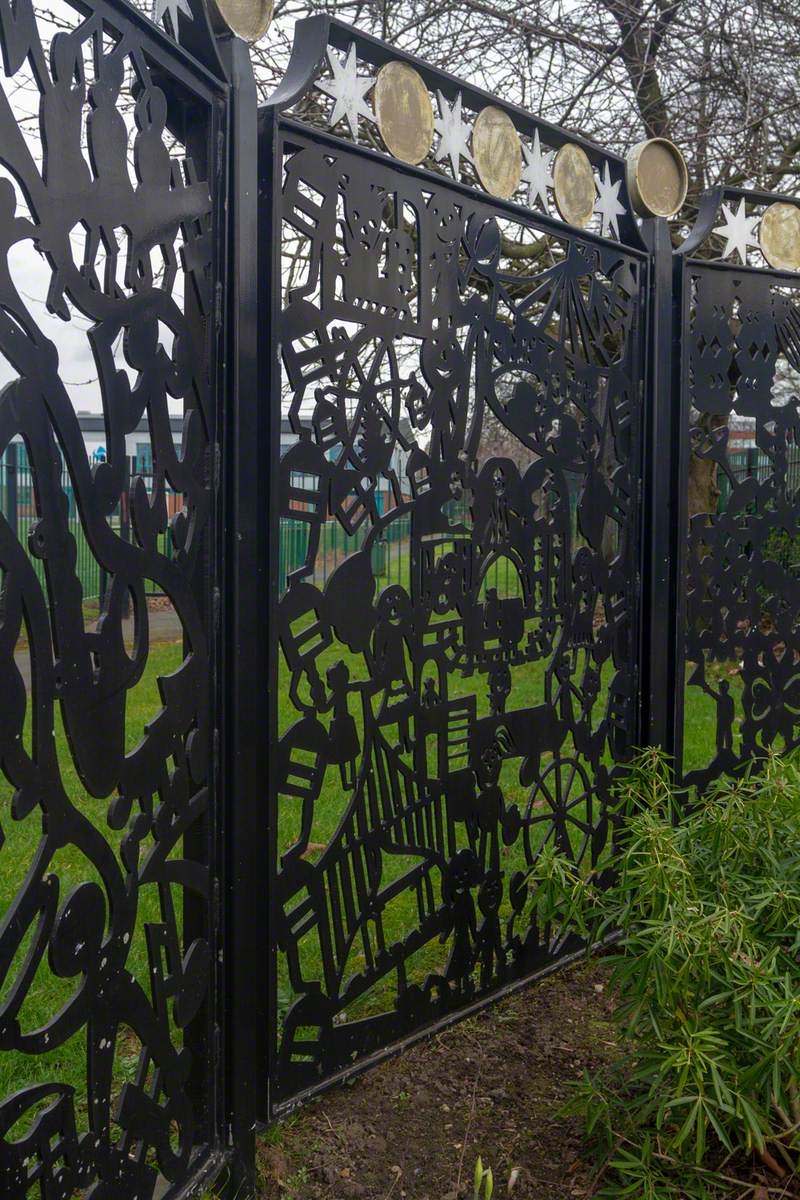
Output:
[[552, 143, 595, 227], [759, 202, 800, 272], [207, 0, 273, 40], [472, 106, 522, 200], [625, 138, 688, 218], [373, 62, 434, 165]]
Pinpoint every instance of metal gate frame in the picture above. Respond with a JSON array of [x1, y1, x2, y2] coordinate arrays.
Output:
[[631, 187, 800, 792], [0, 0, 265, 1193], [1, 3, 799, 1196], [670, 187, 800, 789], [258, 12, 654, 1125]]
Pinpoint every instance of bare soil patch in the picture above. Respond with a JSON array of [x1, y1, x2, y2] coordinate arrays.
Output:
[[258, 960, 618, 1200]]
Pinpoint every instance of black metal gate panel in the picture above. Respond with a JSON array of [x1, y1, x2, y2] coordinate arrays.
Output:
[[674, 189, 800, 790], [0, 0, 233, 1193], [262, 19, 649, 1112], [8, 0, 798, 1183]]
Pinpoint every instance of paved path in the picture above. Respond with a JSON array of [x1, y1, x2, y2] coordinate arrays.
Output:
[[13, 606, 182, 690]]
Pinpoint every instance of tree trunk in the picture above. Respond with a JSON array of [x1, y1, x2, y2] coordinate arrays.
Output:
[[687, 451, 719, 520]]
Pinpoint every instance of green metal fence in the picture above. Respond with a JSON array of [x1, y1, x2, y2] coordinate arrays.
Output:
[[718, 446, 800, 511], [20, 442, 787, 606], [280, 511, 533, 598], [716, 445, 800, 579], [278, 473, 594, 599], [279, 512, 412, 593], [1, 447, 177, 603]]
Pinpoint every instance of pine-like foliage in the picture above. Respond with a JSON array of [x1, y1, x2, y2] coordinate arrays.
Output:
[[532, 748, 800, 1198]]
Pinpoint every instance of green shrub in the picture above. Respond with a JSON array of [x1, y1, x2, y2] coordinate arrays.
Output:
[[530, 747, 800, 1198], [762, 526, 800, 576]]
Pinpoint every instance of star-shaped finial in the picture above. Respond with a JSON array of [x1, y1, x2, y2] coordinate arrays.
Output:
[[521, 130, 553, 212], [434, 91, 473, 178], [316, 44, 374, 140], [595, 162, 626, 240], [153, 0, 192, 36], [713, 197, 760, 263]]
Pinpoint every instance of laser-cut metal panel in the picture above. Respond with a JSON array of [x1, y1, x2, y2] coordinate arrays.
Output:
[[0, 0, 228, 1194], [262, 21, 648, 1112], [676, 189, 800, 790]]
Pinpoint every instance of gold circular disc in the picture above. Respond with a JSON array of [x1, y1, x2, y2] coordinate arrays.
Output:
[[208, 0, 273, 40], [759, 202, 800, 271], [625, 138, 687, 217], [373, 62, 434, 166], [472, 107, 521, 200], [552, 143, 595, 227]]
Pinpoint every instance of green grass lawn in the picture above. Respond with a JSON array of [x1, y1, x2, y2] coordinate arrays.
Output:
[[0, 626, 743, 1140], [0, 639, 184, 1129], [274, 618, 745, 1031]]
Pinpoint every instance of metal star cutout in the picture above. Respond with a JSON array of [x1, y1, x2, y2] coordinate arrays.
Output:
[[434, 91, 473, 178], [714, 197, 760, 263], [153, 0, 192, 37], [316, 44, 374, 141], [521, 130, 553, 212], [595, 162, 626, 240]]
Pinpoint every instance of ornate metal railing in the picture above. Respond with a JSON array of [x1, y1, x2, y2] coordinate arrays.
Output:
[[0, 0, 237, 1194], [0, 1, 798, 1195], [673, 188, 800, 789], [261, 14, 650, 1116]]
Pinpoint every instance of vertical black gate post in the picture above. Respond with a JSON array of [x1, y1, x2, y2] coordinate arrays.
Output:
[[218, 35, 264, 1200], [640, 218, 682, 755]]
